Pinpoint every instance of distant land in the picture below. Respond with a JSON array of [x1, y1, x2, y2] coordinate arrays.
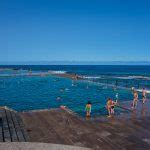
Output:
[[0, 61, 150, 65]]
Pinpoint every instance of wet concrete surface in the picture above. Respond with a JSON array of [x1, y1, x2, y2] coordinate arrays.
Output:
[[20, 107, 150, 150]]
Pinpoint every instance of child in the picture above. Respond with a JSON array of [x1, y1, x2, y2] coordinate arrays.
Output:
[[85, 101, 92, 117]]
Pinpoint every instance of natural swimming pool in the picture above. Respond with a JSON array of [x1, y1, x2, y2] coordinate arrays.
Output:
[[0, 67, 149, 117]]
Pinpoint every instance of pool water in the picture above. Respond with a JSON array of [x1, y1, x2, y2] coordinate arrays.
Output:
[[0, 74, 134, 116], [0, 67, 150, 117]]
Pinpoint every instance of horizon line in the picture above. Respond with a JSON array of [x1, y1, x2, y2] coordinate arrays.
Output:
[[0, 61, 150, 65]]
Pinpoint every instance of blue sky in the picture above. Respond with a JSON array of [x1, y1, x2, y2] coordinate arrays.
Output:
[[0, 0, 150, 62]]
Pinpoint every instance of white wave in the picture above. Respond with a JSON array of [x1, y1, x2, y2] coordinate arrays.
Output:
[[0, 74, 12, 77], [128, 76, 150, 80], [0, 68, 12, 71], [115, 76, 150, 80], [0, 71, 61, 77], [115, 76, 134, 79], [48, 71, 67, 74], [82, 76, 101, 79], [137, 89, 150, 94]]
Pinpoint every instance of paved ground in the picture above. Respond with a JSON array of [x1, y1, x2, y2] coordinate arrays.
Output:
[[21, 108, 150, 150], [0, 142, 91, 150]]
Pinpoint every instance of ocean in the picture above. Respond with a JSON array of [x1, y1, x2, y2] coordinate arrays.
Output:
[[0, 65, 150, 116]]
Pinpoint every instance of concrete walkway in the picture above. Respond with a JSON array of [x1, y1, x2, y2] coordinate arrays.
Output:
[[21, 108, 150, 150], [0, 142, 91, 150]]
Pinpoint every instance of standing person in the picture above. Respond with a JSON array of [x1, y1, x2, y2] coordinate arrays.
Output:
[[85, 101, 92, 117], [142, 88, 147, 104], [132, 90, 138, 109], [106, 98, 117, 117]]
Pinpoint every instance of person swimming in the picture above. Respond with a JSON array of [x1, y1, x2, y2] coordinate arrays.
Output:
[[60, 89, 64, 92], [65, 88, 69, 91], [106, 98, 117, 117], [85, 101, 92, 117], [142, 88, 147, 104], [132, 90, 138, 109], [57, 97, 61, 100]]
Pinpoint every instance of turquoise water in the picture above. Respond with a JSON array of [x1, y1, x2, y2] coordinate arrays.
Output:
[[0, 65, 150, 116]]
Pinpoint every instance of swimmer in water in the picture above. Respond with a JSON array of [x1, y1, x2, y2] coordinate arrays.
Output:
[[60, 89, 64, 92], [113, 87, 117, 91], [142, 88, 147, 104], [132, 90, 138, 109], [57, 97, 61, 100], [65, 88, 69, 91], [85, 101, 92, 117]]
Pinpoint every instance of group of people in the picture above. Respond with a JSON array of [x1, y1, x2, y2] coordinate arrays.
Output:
[[85, 88, 147, 118], [85, 97, 118, 118], [132, 88, 147, 109]]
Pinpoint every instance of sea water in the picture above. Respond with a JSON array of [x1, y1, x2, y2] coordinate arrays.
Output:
[[0, 65, 150, 116]]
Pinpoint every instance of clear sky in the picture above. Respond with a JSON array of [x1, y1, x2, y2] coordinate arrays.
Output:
[[0, 0, 150, 62]]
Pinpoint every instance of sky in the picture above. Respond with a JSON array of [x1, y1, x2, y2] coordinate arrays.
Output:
[[0, 0, 150, 62]]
